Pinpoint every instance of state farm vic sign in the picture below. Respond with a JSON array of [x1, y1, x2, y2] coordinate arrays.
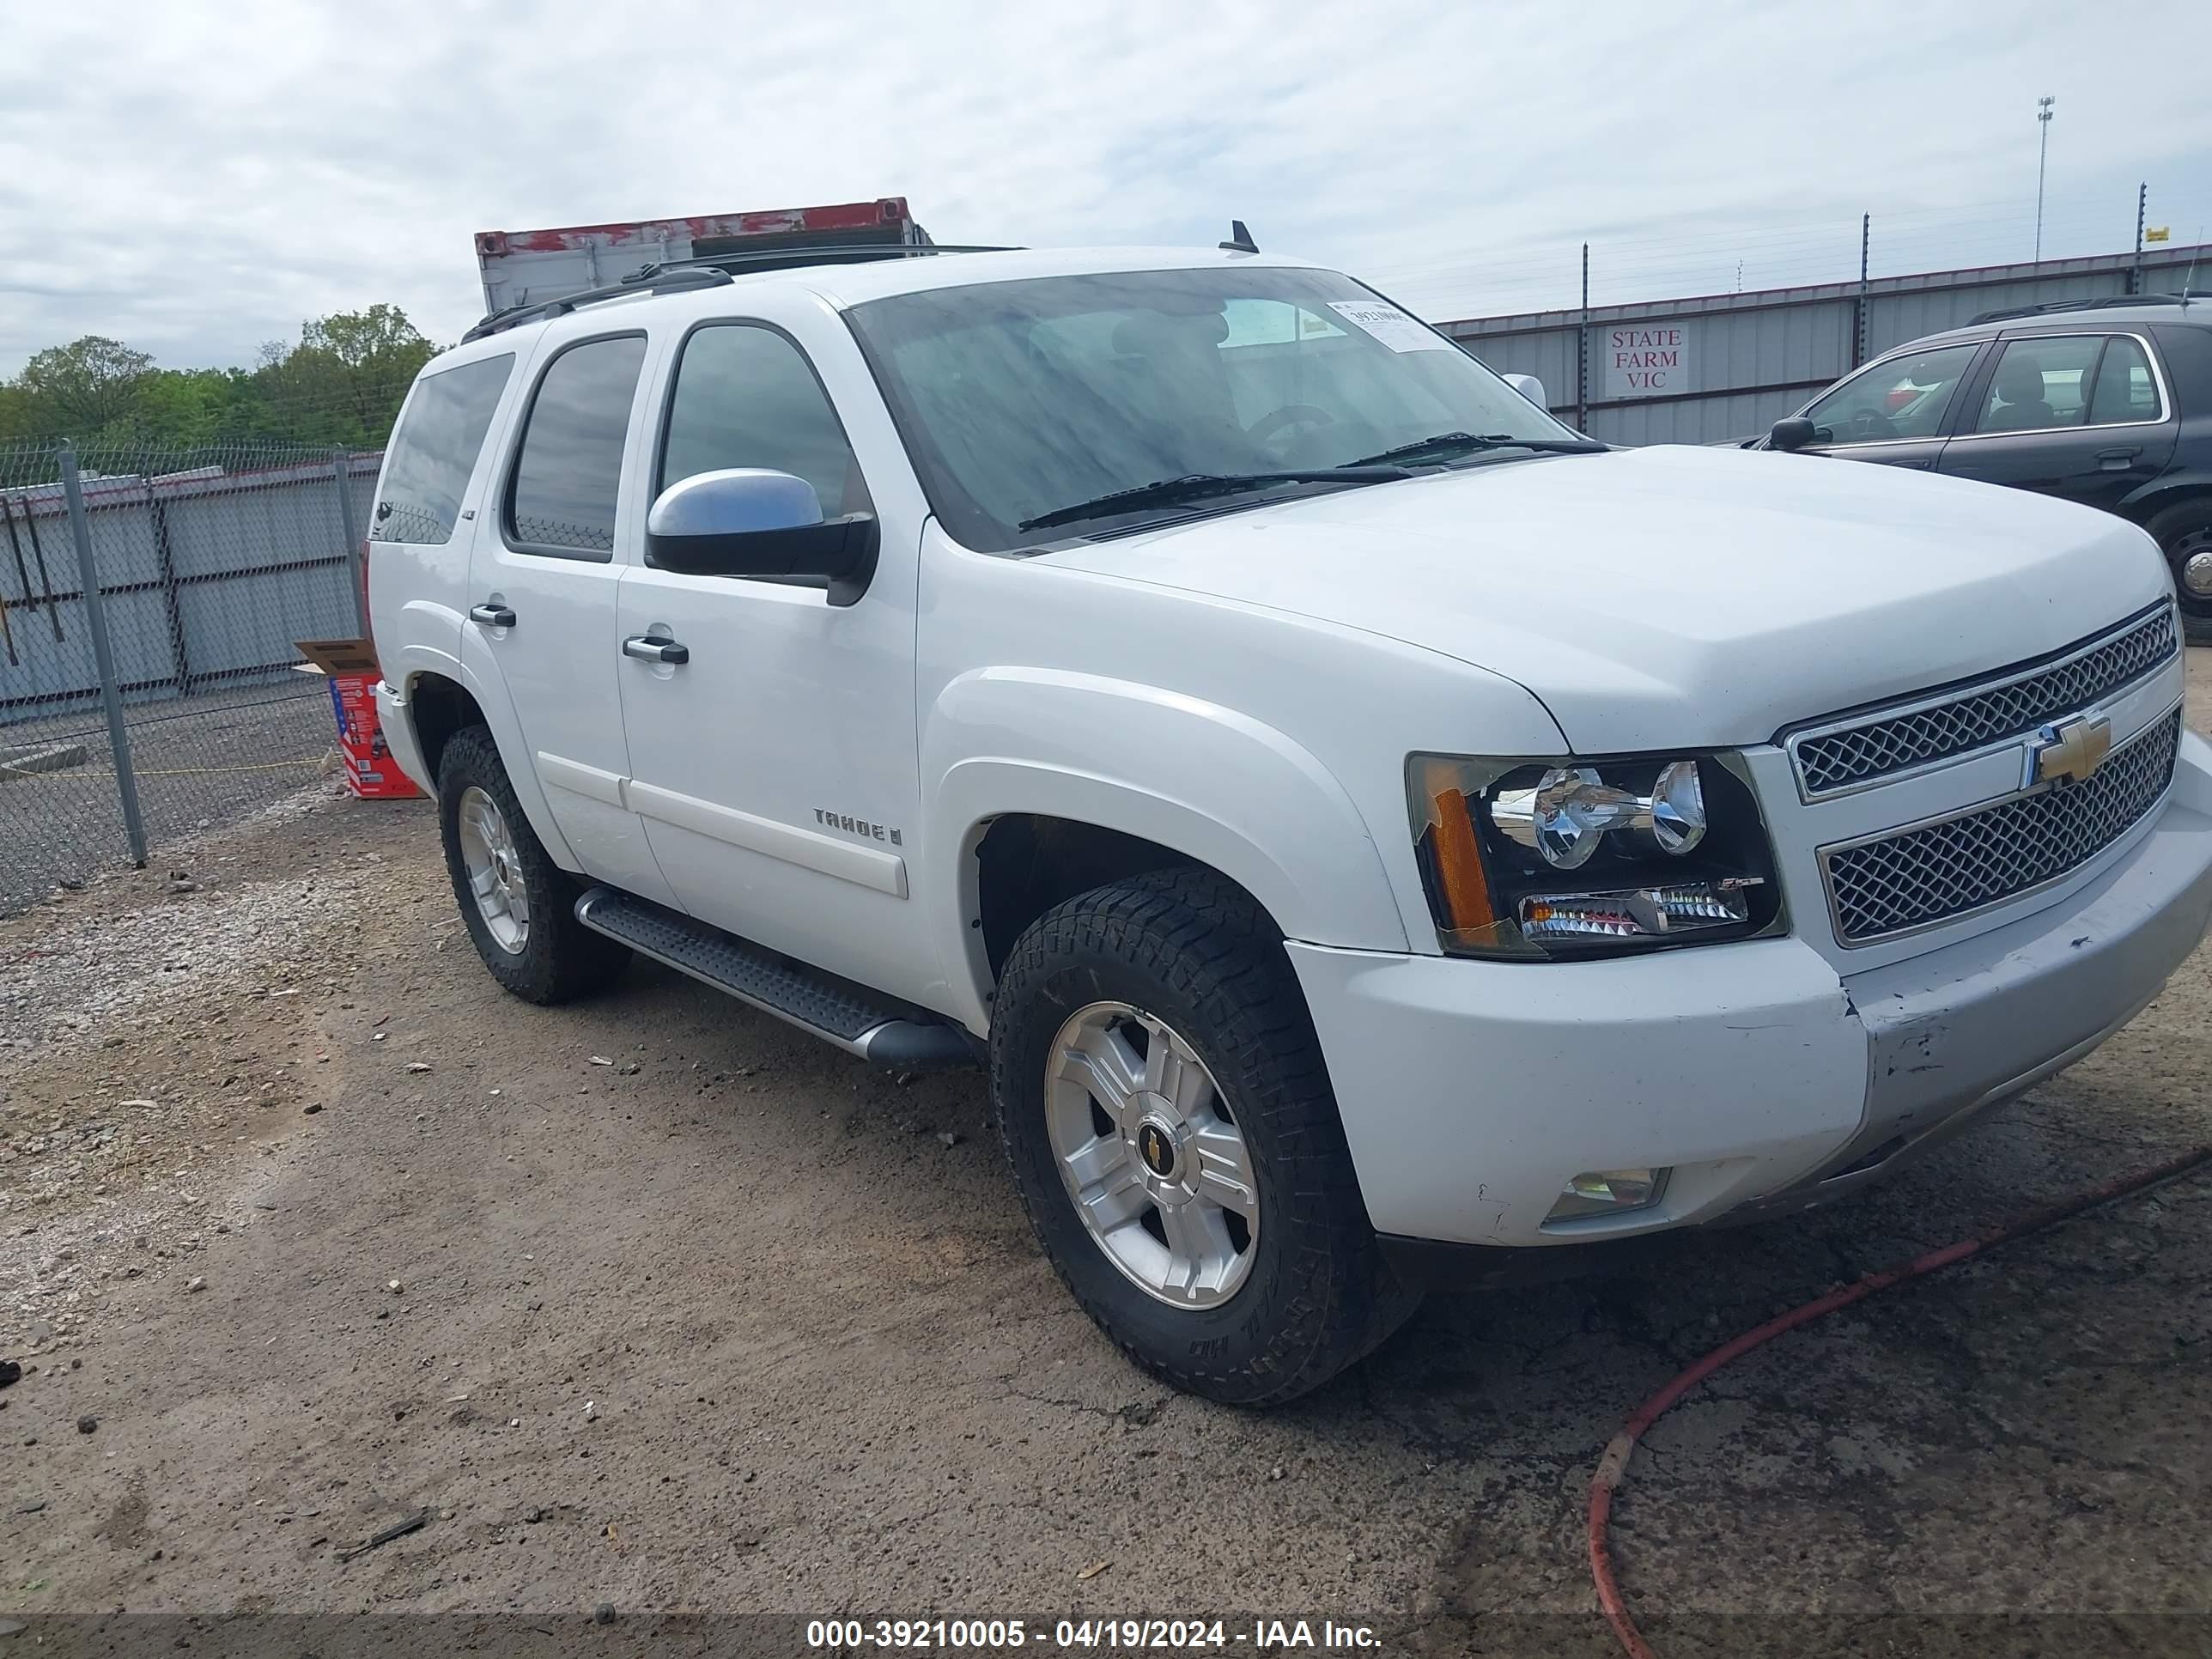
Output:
[[1602, 324, 1690, 398]]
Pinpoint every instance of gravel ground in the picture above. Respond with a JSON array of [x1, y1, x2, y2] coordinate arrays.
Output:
[[0, 679, 344, 919], [3, 665, 2211, 1657]]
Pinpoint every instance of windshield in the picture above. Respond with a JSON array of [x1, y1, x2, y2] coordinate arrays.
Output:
[[844, 265, 1589, 550]]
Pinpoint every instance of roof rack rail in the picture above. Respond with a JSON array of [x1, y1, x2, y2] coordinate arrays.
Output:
[[624, 241, 1021, 283], [1966, 292, 2203, 325], [462, 265, 733, 343]]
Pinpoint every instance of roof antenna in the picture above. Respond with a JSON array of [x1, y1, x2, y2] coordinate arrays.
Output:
[[1218, 220, 1259, 254]]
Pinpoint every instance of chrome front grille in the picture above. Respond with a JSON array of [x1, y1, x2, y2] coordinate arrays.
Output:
[[1790, 605, 2177, 799], [1821, 709, 2181, 945]]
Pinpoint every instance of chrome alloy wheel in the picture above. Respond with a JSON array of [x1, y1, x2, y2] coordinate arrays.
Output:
[[456, 785, 530, 955], [1044, 1001, 1260, 1308]]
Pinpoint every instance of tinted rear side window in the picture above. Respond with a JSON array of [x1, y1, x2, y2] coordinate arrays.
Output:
[[372, 354, 513, 545], [2087, 337, 2160, 424], [2149, 324, 2212, 415], [506, 334, 649, 559]]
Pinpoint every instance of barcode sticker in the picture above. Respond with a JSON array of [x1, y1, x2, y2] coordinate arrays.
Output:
[[1328, 300, 1451, 353]]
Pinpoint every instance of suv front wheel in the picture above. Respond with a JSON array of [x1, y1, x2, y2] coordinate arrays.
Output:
[[990, 867, 1416, 1405]]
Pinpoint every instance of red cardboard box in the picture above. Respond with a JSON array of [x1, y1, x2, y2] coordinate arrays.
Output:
[[295, 640, 423, 801]]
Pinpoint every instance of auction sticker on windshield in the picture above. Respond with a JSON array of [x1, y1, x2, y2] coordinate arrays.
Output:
[[1328, 299, 1451, 352]]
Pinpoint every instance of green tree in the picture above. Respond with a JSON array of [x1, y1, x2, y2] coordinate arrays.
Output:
[[0, 378, 31, 443], [258, 305, 434, 447], [15, 335, 154, 436], [2, 307, 439, 453], [130, 368, 244, 449]]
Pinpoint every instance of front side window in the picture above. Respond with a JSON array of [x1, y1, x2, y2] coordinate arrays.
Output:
[[372, 353, 513, 546], [659, 324, 870, 516], [844, 266, 1589, 551], [1801, 343, 1981, 445], [1973, 336, 2105, 434], [506, 334, 648, 559]]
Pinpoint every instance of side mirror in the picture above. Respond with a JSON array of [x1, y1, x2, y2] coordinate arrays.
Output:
[[1768, 417, 1819, 453], [645, 468, 878, 606], [1502, 373, 1547, 408]]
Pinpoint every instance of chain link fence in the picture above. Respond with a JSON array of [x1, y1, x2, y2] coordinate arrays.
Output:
[[0, 438, 382, 916]]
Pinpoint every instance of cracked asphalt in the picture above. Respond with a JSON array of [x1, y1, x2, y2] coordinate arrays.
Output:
[[3, 663, 2210, 1657]]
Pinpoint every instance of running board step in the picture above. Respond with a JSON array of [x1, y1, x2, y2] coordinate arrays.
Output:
[[574, 887, 974, 1071]]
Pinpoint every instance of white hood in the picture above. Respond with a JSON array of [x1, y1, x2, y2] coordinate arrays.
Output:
[[1042, 444, 2172, 752]]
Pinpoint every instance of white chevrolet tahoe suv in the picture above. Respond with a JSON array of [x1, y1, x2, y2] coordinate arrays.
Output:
[[366, 244, 2212, 1404]]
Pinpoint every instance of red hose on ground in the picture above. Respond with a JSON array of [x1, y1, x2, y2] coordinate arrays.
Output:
[[1586, 1143, 2212, 1659]]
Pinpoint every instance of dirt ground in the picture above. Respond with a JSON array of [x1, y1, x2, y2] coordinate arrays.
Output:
[[5, 663, 2212, 1658]]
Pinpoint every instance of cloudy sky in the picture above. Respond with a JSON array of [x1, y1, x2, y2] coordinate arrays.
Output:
[[4, 0, 2210, 374]]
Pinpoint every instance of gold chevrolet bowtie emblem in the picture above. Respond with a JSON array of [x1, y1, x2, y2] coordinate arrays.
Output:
[[2030, 714, 2112, 788]]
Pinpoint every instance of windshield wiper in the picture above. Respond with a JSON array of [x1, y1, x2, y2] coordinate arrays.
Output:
[[1342, 431, 1607, 467], [1018, 467, 1411, 532]]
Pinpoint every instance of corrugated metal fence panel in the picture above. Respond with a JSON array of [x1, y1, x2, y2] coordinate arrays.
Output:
[[1868, 273, 2124, 356], [167, 480, 332, 580], [99, 589, 183, 698], [349, 465, 378, 546], [2, 454, 380, 725], [1586, 387, 1808, 447], [1699, 298, 1856, 397], [0, 497, 171, 708], [2142, 246, 2212, 294], [156, 468, 362, 687], [82, 497, 164, 589], [0, 592, 95, 707], [174, 564, 355, 679], [1458, 324, 1580, 410]]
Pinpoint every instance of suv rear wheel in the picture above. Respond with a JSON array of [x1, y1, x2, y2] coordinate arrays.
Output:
[[990, 867, 1416, 1404], [2148, 499, 2212, 644], [437, 726, 629, 1004]]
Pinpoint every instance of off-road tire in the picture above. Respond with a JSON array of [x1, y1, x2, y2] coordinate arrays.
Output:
[[990, 866, 1418, 1405], [436, 725, 629, 1005]]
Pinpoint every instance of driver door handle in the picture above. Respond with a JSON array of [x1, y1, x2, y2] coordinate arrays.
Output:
[[623, 635, 690, 665], [469, 602, 516, 629]]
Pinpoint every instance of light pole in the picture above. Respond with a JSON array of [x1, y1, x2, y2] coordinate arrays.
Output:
[[2034, 95, 2055, 260]]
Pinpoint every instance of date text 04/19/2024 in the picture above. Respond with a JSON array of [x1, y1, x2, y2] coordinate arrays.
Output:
[[805, 1618, 1382, 1650]]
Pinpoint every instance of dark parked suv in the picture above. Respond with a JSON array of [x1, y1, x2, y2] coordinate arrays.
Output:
[[1760, 295, 2212, 639]]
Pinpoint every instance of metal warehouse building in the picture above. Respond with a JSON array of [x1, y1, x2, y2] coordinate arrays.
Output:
[[1442, 241, 2212, 447]]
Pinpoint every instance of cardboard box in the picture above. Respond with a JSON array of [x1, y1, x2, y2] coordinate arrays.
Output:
[[295, 639, 422, 801]]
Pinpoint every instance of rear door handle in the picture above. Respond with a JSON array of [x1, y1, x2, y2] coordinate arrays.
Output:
[[623, 635, 690, 665], [469, 602, 516, 629], [2097, 447, 2142, 471]]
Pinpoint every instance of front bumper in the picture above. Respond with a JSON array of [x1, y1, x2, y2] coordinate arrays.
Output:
[[1288, 735, 2212, 1255]]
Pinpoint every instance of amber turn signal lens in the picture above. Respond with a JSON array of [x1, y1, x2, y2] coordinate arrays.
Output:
[[1419, 759, 1496, 935]]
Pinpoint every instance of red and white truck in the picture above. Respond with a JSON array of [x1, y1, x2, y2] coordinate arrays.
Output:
[[471, 196, 933, 314]]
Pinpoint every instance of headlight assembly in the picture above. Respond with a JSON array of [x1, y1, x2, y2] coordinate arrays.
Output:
[[1407, 751, 1782, 958], [1486, 759, 1707, 867]]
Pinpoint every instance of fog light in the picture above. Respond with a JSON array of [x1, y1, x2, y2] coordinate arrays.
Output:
[[1547, 1168, 1668, 1222]]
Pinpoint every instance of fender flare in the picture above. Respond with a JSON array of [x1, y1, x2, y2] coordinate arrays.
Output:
[[921, 666, 1408, 1030], [395, 644, 582, 871]]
